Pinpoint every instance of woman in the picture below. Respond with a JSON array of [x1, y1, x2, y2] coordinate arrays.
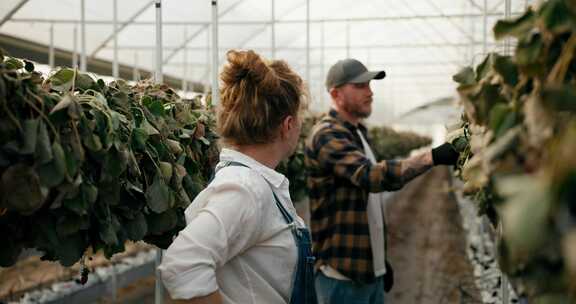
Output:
[[159, 50, 316, 304]]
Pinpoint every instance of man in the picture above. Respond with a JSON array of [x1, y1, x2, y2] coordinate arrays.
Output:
[[305, 58, 459, 304]]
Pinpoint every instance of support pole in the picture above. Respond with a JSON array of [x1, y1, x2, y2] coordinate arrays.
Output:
[[205, 30, 210, 95], [154, 1, 164, 304], [211, 0, 220, 106], [271, 0, 276, 59], [320, 20, 325, 109], [133, 52, 140, 81], [49, 23, 55, 69], [113, 0, 119, 78], [80, 0, 87, 72], [73, 26, 78, 68], [154, 0, 163, 84], [483, 0, 488, 56], [306, 0, 310, 85], [346, 20, 350, 58], [182, 28, 188, 92], [504, 0, 512, 55]]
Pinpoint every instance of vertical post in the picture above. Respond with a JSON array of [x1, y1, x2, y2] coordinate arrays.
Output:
[[133, 52, 139, 81], [73, 26, 78, 68], [80, 0, 87, 72], [467, 0, 475, 65], [182, 28, 188, 92], [154, 1, 163, 304], [112, 0, 119, 78], [504, 0, 512, 55], [155, 249, 163, 304], [271, 0, 276, 59], [154, 0, 163, 84], [211, 0, 220, 105], [49, 23, 55, 69], [305, 0, 310, 85], [483, 0, 488, 56], [346, 20, 350, 58], [320, 20, 325, 109], [205, 30, 210, 95]]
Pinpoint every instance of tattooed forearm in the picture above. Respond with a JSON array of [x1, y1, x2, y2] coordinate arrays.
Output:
[[399, 150, 433, 184]]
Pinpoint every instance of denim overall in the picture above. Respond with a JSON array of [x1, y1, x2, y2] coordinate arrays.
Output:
[[216, 161, 317, 304]]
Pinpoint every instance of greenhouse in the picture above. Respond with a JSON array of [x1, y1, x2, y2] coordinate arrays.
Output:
[[1, 0, 575, 303]]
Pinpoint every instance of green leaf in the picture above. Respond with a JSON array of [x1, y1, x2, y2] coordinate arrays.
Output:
[[82, 134, 103, 152], [37, 142, 67, 188], [48, 69, 75, 92], [56, 233, 86, 267], [541, 85, 576, 112], [0, 234, 23, 267], [146, 209, 178, 235], [145, 174, 171, 213], [75, 73, 95, 91], [141, 118, 160, 136], [142, 97, 165, 116], [57, 214, 89, 237], [124, 212, 148, 241], [493, 9, 536, 40], [131, 128, 149, 150], [159, 161, 173, 181], [102, 148, 128, 181], [21, 119, 39, 154], [99, 181, 120, 206], [475, 54, 493, 81], [4, 57, 24, 70], [452, 67, 476, 86], [0, 164, 46, 215], [63, 194, 90, 215], [35, 120, 53, 164], [82, 183, 99, 205], [516, 33, 544, 66], [64, 144, 79, 178], [539, 0, 576, 34], [492, 55, 519, 87]]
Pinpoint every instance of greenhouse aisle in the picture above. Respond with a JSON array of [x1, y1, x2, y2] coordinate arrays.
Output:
[[385, 167, 480, 304]]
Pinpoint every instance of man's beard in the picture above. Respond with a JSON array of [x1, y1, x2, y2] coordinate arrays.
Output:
[[343, 101, 371, 119]]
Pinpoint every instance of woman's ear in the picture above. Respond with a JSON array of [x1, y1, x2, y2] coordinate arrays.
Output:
[[280, 115, 295, 139]]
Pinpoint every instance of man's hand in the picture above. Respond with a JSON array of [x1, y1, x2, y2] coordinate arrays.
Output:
[[431, 143, 459, 166]]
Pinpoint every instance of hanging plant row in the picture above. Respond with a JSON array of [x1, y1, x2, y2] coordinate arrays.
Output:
[[449, 0, 576, 301], [0, 52, 219, 268]]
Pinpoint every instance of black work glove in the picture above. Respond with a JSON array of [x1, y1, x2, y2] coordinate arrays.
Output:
[[384, 260, 394, 292], [431, 143, 459, 166]]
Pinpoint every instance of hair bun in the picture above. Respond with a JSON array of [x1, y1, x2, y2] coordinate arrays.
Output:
[[222, 50, 280, 90]]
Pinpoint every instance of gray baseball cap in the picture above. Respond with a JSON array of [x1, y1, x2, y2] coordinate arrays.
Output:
[[325, 58, 386, 90]]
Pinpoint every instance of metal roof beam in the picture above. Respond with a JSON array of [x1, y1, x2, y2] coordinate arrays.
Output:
[[10, 12, 520, 26], [0, 0, 30, 27], [108, 41, 497, 51], [90, 0, 155, 58], [162, 0, 246, 64]]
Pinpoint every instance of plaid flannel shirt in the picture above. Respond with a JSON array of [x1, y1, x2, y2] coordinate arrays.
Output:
[[305, 109, 405, 284]]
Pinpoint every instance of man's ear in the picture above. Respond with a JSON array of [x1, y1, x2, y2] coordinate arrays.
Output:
[[329, 88, 339, 101]]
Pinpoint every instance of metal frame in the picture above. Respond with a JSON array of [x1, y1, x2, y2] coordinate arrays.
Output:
[[0, 0, 29, 27], [9, 12, 522, 26], [105, 41, 499, 51], [162, 0, 246, 65], [90, 0, 155, 58]]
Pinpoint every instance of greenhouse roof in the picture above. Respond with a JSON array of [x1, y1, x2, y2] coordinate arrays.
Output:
[[0, 0, 531, 123]]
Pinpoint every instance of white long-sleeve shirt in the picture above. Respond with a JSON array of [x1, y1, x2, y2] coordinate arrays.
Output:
[[159, 148, 304, 303]]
